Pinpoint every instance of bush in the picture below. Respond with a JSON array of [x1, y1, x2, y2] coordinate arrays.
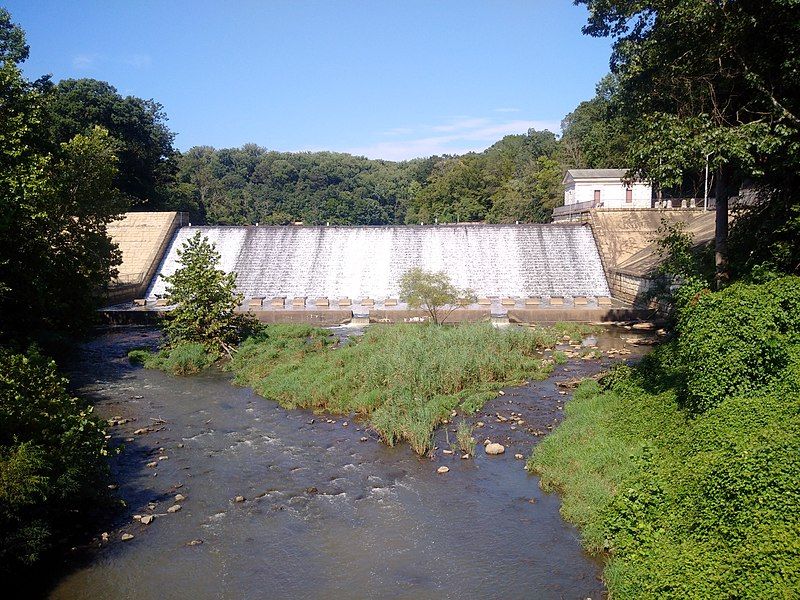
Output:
[[676, 276, 800, 413], [0, 349, 110, 573], [160, 231, 254, 356]]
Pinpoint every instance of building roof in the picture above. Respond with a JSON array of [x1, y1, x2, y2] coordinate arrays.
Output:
[[565, 168, 629, 180]]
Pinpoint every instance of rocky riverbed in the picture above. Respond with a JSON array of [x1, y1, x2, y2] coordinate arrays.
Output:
[[48, 326, 650, 600]]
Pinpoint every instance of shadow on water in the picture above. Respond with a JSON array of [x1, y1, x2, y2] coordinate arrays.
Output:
[[40, 325, 650, 600]]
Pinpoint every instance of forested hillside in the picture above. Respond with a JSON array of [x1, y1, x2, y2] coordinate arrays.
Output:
[[162, 128, 568, 226]]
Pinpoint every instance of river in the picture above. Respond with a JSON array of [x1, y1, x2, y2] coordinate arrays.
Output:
[[49, 326, 649, 600]]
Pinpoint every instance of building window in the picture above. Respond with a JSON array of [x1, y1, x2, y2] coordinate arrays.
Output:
[[626, 187, 633, 203]]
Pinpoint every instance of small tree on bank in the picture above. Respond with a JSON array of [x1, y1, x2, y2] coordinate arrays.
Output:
[[161, 231, 249, 357], [399, 267, 476, 325]]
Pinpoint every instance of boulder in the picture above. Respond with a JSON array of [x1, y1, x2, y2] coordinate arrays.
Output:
[[167, 504, 182, 513], [485, 443, 505, 455], [436, 466, 450, 474]]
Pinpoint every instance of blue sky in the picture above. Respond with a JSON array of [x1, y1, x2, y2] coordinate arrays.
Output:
[[7, 1, 614, 160]]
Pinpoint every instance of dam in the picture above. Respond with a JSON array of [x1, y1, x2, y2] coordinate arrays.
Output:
[[145, 224, 611, 302]]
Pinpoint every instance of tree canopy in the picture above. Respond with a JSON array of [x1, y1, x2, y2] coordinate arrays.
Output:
[[41, 78, 176, 207], [576, 0, 800, 281]]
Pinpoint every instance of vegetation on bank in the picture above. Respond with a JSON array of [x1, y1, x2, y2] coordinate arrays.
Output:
[[0, 349, 110, 574], [529, 277, 800, 598], [231, 322, 591, 455]]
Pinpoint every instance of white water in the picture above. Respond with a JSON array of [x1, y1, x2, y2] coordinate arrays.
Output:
[[146, 224, 610, 300]]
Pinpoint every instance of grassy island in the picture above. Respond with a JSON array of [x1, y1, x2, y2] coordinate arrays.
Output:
[[231, 322, 590, 455]]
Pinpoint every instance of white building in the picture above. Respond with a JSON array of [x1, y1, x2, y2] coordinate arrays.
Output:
[[562, 169, 652, 208]]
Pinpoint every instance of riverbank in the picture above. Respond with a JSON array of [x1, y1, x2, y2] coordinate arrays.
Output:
[[528, 277, 800, 598], [47, 325, 650, 599]]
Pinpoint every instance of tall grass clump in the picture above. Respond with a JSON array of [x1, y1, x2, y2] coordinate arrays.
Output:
[[528, 276, 800, 598], [456, 420, 477, 456], [233, 323, 578, 455], [129, 342, 218, 376]]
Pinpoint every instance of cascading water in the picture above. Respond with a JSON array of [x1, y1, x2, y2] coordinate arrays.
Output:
[[146, 224, 610, 301]]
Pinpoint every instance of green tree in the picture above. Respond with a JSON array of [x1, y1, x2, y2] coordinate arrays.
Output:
[[560, 74, 632, 169], [42, 78, 176, 207], [398, 267, 475, 325], [0, 8, 28, 64], [161, 231, 249, 356], [577, 0, 800, 287], [0, 55, 124, 340]]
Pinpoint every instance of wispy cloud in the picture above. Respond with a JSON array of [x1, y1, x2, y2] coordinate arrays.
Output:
[[72, 54, 97, 70], [347, 115, 560, 161], [125, 54, 152, 69]]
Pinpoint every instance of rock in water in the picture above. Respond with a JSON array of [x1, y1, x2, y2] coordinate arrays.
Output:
[[174, 493, 186, 502], [140, 515, 154, 525], [234, 495, 245, 503], [121, 533, 134, 541], [167, 504, 182, 513], [514, 453, 524, 460], [437, 466, 450, 474], [485, 443, 506, 455]]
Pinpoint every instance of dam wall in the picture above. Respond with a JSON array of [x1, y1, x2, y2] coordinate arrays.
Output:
[[588, 209, 717, 303], [107, 212, 187, 303], [146, 224, 611, 302]]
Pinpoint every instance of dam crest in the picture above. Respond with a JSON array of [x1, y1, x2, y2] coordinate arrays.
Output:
[[146, 224, 611, 302]]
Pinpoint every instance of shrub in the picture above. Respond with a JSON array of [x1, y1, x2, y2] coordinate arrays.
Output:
[[0, 349, 110, 573], [676, 276, 800, 413], [398, 267, 476, 325], [530, 276, 800, 598]]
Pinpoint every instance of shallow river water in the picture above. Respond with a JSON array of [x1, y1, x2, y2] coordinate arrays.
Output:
[[49, 327, 648, 600]]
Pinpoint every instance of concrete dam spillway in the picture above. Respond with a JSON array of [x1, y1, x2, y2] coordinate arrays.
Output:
[[146, 224, 611, 303]]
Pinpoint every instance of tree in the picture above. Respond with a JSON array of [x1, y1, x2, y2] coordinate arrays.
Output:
[[560, 74, 632, 169], [161, 231, 250, 356], [577, 0, 800, 287], [42, 78, 176, 207], [0, 56, 125, 340], [0, 8, 28, 64], [398, 268, 475, 325], [0, 348, 109, 575]]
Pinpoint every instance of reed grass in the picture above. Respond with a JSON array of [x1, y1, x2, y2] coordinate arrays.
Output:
[[232, 322, 589, 454]]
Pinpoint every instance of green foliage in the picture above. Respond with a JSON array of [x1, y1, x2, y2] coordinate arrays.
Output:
[[232, 323, 574, 455], [644, 219, 712, 313], [398, 267, 476, 325], [41, 78, 176, 207], [530, 276, 800, 598], [161, 231, 252, 356], [560, 74, 632, 169], [166, 128, 564, 227], [0, 58, 125, 340], [129, 342, 218, 376], [0, 349, 110, 573], [676, 276, 800, 414], [0, 8, 28, 64]]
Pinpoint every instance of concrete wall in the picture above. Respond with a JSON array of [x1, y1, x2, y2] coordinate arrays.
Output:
[[588, 208, 716, 303], [107, 212, 186, 303]]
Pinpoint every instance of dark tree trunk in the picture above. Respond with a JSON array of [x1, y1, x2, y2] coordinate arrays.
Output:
[[714, 165, 730, 290]]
